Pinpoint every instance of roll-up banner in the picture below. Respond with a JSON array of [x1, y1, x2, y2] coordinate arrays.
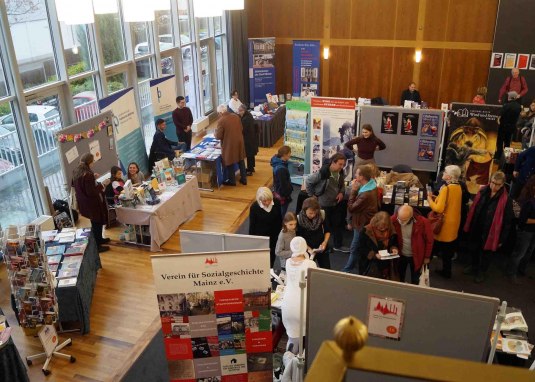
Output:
[[292, 40, 320, 97], [150, 75, 178, 142], [99, 88, 149, 175], [151, 249, 272, 381], [248, 38, 276, 108]]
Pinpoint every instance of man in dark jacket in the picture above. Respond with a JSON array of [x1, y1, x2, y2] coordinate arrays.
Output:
[[495, 91, 522, 160], [149, 119, 179, 169], [391, 205, 433, 284], [172, 96, 193, 151], [512, 146, 535, 199], [400, 82, 421, 105], [238, 104, 258, 175], [271, 145, 293, 216]]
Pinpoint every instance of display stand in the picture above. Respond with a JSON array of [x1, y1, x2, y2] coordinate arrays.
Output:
[[488, 300, 507, 364], [26, 324, 75, 376]]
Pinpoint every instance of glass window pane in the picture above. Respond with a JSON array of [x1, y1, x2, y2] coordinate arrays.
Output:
[[60, 23, 93, 75], [138, 80, 154, 147], [107, 72, 128, 94], [214, 16, 222, 35], [156, 9, 173, 51], [133, 22, 151, 57], [161, 56, 174, 75], [198, 18, 209, 40], [136, 58, 153, 82], [182, 46, 198, 118], [0, 52, 8, 98], [178, 0, 191, 40], [215, 36, 226, 106], [95, 6, 126, 66], [70, 77, 98, 122], [200, 41, 212, 114], [7, 0, 58, 89], [0, 102, 38, 225]]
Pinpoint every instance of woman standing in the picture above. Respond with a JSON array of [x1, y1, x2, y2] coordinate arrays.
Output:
[[344, 124, 386, 165], [72, 153, 111, 252], [249, 187, 282, 267], [427, 165, 463, 279], [464, 171, 513, 283], [296, 197, 331, 269], [127, 162, 145, 185]]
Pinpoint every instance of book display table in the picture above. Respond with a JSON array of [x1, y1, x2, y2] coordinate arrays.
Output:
[[116, 176, 202, 252], [181, 136, 224, 190], [0, 308, 30, 382], [254, 105, 286, 147]]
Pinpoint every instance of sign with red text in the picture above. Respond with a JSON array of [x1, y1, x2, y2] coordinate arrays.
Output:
[[367, 295, 405, 341]]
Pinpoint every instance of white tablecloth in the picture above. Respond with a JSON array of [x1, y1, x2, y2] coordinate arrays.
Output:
[[116, 176, 202, 251]]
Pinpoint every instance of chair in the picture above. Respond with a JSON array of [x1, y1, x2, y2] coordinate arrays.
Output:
[[104, 183, 118, 228]]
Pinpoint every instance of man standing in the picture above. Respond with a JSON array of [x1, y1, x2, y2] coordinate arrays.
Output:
[[305, 152, 347, 252], [149, 119, 179, 168], [400, 82, 421, 105], [238, 104, 258, 175], [391, 205, 434, 284], [215, 104, 247, 186], [495, 91, 522, 160], [342, 165, 380, 273], [512, 146, 535, 199], [498, 68, 528, 104], [172, 96, 193, 151]]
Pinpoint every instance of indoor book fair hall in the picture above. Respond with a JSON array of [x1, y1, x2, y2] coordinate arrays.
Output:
[[1, 1, 535, 381]]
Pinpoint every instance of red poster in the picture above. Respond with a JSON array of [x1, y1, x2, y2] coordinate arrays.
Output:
[[215, 289, 244, 314], [246, 331, 272, 353], [165, 337, 193, 360]]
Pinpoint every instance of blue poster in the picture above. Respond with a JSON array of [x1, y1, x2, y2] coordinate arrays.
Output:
[[248, 38, 276, 108], [292, 40, 320, 97]]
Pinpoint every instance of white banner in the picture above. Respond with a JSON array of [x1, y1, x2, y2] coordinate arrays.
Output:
[[150, 75, 178, 141]]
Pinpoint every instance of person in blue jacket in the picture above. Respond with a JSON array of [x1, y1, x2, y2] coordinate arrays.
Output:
[[271, 145, 293, 216]]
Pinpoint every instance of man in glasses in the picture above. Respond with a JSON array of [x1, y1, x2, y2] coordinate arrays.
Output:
[[391, 205, 434, 284]]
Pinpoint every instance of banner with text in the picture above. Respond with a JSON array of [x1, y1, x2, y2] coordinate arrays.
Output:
[[151, 75, 178, 142], [151, 249, 272, 382], [248, 38, 276, 108], [99, 88, 148, 175], [310, 97, 356, 180], [292, 40, 320, 97]]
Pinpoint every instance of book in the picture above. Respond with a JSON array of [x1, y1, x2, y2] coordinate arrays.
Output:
[[377, 250, 400, 261], [75, 228, 91, 240], [56, 269, 79, 279], [48, 263, 60, 273], [494, 312, 528, 332], [46, 245, 66, 256], [57, 277, 77, 288], [408, 187, 419, 206], [64, 245, 86, 257], [383, 185, 394, 204], [41, 230, 58, 243], [47, 255, 63, 265], [501, 338, 531, 356]]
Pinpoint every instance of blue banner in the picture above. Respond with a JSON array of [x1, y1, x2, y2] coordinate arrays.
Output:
[[292, 40, 320, 97], [248, 38, 276, 107]]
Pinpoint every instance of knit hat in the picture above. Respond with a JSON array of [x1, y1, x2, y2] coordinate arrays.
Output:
[[290, 237, 307, 257]]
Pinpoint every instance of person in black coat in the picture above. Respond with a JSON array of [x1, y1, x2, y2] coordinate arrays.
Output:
[[149, 118, 180, 169], [270, 145, 293, 216], [296, 197, 331, 269], [249, 187, 282, 267], [400, 82, 421, 105], [238, 104, 259, 175], [495, 91, 522, 159]]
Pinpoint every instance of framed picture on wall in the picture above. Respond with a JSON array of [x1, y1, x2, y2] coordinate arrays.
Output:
[[503, 53, 517, 69], [530, 55, 535, 71], [517, 54, 530, 70], [490, 52, 503, 68]]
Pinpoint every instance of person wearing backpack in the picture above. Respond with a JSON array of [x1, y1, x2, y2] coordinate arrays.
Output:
[[498, 68, 528, 104], [271, 145, 293, 216]]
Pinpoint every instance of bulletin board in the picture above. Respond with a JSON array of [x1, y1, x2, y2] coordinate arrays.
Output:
[[57, 111, 117, 187]]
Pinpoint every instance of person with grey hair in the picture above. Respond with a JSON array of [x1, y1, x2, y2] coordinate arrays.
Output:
[[495, 91, 522, 160], [498, 68, 528, 104], [215, 104, 247, 185], [427, 165, 463, 279], [238, 104, 258, 175]]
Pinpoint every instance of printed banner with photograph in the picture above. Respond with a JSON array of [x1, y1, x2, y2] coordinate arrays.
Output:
[[248, 38, 276, 107], [421, 113, 439, 137], [381, 111, 398, 134], [150, 75, 178, 142], [99, 88, 149, 175], [151, 250, 272, 382], [447, 103, 501, 194], [417, 139, 436, 162], [310, 97, 356, 179], [292, 40, 320, 97], [401, 113, 419, 136]]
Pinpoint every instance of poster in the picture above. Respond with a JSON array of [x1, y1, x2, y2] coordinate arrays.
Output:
[[292, 40, 320, 97], [285, 101, 311, 174], [248, 38, 276, 107], [530, 55, 535, 70], [65, 146, 79, 164], [401, 113, 419, 136], [150, 75, 178, 141], [310, 97, 356, 180], [151, 249, 272, 381], [490, 52, 503, 68], [89, 139, 101, 161], [38, 325, 59, 357], [381, 112, 398, 134], [367, 295, 405, 340], [421, 114, 439, 137], [417, 139, 436, 161], [517, 54, 529, 70], [503, 53, 517, 69]]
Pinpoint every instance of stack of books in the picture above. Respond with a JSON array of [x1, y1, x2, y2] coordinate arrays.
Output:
[[491, 310, 532, 359]]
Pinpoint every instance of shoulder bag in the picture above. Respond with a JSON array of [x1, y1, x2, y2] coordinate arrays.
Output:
[[427, 186, 449, 235]]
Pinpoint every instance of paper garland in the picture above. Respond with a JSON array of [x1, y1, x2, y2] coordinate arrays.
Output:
[[57, 119, 108, 143]]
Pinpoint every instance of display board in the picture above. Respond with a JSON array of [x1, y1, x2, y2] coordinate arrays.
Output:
[[306, 269, 499, 378], [179, 230, 269, 254], [359, 106, 444, 172], [248, 37, 276, 107], [151, 249, 272, 381], [150, 75, 178, 141], [292, 40, 320, 97], [285, 100, 311, 177], [57, 111, 116, 187]]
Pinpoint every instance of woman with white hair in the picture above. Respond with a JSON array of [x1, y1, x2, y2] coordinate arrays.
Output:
[[427, 165, 463, 279], [281, 236, 317, 354], [249, 187, 282, 267]]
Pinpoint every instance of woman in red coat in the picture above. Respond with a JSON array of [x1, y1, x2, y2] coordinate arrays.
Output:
[[72, 153, 111, 252]]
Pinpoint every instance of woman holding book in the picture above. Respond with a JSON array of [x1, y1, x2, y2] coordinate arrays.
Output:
[[344, 124, 386, 165]]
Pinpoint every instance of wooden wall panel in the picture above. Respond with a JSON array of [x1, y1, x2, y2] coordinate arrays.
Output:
[[348, 47, 393, 99], [263, 0, 304, 38], [419, 48, 444, 108], [330, 0, 352, 39], [328, 46, 351, 97], [423, 0, 449, 41], [389, 47, 415, 106], [304, 0, 325, 38], [245, 0, 264, 37], [446, 0, 499, 43], [275, 44, 293, 95], [395, 0, 419, 40], [351, 0, 397, 40]]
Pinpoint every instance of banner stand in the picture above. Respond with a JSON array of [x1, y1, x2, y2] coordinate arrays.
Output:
[[26, 325, 75, 376], [436, 108, 449, 174]]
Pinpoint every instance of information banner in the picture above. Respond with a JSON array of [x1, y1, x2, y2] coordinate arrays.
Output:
[[248, 38, 276, 107], [151, 249, 272, 381], [292, 40, 320, 97], [99, 88, 148, 175], [447, 103, 501, 194], [310, 97, 356, 180], [150, 75, 178, 141]]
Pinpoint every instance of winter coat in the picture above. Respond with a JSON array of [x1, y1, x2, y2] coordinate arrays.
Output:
[[391, 212, 434, 271], [348, 187, 379, 230], [271, 155, 293, 199], [305, 164, 345, 207], [215, 112, 246, 166], [241, 111, 259, 157], [73, 171, 108, 224]]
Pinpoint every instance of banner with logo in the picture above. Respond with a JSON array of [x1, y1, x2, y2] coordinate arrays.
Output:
[[292, 40, 320, 97], [151, 249, 272, 381], [310, 97, 356, 180], [99, 88, 149, 175], [150, 75, 178, 141], [248, 38, 276, 107], [447, 102, 501, 193]]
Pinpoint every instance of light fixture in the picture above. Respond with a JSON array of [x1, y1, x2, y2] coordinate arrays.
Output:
[[194, 0, 223, 17], [222, 0, 244, 10], [93, 0, 119, 14], [123, 0, 155, 22], [323, 47, 329, 60], [72, 45, 79, 55], [415, 49, 422, 63], [153, 0, 171, 11], [55, 0, 94, 24]]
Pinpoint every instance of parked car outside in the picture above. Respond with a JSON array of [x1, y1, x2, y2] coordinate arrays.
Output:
[[0, 105, 60, 132]]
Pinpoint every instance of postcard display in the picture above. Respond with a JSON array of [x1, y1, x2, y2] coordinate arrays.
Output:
[[151, 249, 272, 381], [1, 225, 59, 335], [284, 100, 312, 178], [359, 106, 444, 172]]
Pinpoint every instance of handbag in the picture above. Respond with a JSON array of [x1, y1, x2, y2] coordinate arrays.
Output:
[[427, 186, 449, 235], [419, 264, 430, 287], [272, 190, 287, 205]]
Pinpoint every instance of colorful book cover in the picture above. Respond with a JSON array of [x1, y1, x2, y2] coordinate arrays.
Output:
[[46, 245, 66, 256], [47, 255, 62, 265]]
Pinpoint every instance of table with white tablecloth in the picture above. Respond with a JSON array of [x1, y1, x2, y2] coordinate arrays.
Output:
[[116, 176, 202, 251]]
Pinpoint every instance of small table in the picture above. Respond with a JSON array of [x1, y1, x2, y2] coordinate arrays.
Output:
[[181, 136, 224, 190], [116, 177, 202, 251], [254, 105, 286, 147], [0, 309, 30, 382]]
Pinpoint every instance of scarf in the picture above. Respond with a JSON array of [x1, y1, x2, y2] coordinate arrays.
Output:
[[358, 179, 377, 194], [298, 209, 323, 231], [464, 186, 509, 251]]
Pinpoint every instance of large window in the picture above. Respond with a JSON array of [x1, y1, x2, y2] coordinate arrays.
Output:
[[215, 36, 227, 106], [133, 22, 151, 58], [178, 0, 191, 40], [95, 5, 126, 66], [182, 46, 198, 117], [60, 23, 93, 74]]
